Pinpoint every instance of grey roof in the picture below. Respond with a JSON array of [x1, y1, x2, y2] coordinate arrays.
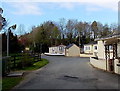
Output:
[[84, 41, 97, 45], [66, 44, 75, 49], [95, 33, 120, 41]]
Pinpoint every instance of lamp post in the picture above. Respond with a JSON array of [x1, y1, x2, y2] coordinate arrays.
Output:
[[7, 24, 16, 57]]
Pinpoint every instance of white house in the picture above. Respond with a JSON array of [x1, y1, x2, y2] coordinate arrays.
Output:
[[84, 41, 98, 57], [49, 45, 66, 54], [90, 34, 120, 74], [65, 44, 80, 57]]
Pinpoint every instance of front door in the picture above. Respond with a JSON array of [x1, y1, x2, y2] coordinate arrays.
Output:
[[108, 59, 114, 71]]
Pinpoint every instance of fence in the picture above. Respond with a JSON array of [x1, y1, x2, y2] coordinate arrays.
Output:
[[2, 53, 41, 76]]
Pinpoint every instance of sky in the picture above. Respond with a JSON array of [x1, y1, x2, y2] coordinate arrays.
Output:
[[0, 0, 119, 35]]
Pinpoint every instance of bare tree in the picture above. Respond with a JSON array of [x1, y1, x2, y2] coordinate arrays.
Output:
[[16, 24, 26, 35], [0, 8, 7, 31], [58, 18, 66, 39]]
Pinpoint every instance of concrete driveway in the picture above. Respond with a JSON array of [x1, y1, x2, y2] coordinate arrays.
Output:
[[14, 55, 119, 89]]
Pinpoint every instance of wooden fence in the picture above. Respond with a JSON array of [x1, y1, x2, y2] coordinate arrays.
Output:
[[2, 53, 41, 76]]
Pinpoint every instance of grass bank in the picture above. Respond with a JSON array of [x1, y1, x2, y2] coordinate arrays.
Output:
[[2, 58, 49, 91]]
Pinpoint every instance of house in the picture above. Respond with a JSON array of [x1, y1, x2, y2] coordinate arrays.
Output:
[[90, 34, 120, 74], [49, 45, 66, 54], [84, 41, 98, 57], [65, 44, 80, 57]]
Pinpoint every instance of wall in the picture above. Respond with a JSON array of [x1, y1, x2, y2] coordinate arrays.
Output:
[[97, 40, 105, 59], [93, 44, 98, 57], [66, 45, 80, 56], [117, 42, 120, 57], [90, 57, 120, 75], [49, 47, 57, 54], [84, 45, 93, 54], [114, 59, 120, 74], [90, 57, 107, 70]]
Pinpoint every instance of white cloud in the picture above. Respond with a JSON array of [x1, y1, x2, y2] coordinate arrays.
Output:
[[86, 7, 101, 12], [59, 3, 74, 10], [3, 0, 119, 14], [11, 2, 42, 15]]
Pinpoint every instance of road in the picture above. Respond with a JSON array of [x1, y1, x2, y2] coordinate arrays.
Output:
[[14, 55, 119, 89]]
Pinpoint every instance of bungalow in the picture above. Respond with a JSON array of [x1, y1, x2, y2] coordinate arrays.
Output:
[[65, 44, 80, 57], [49, 45, 66, 54], [84, 41, 98, 57], [90, 34, 120, 74]]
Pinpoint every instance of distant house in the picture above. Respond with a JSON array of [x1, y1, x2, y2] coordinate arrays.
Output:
[[65, 44, 80, 57], [49, 45, 66, 54], [84, 41, 98, 57]]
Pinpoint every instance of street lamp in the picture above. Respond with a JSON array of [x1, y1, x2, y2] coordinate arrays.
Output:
[[7, 24, 16, 57]]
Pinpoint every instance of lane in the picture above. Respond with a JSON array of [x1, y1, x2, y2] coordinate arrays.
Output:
[[14, 55, 119, 89]]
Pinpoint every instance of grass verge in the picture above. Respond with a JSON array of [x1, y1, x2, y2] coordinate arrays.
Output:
[[2, 58, 49, 91], [2, 77, 23, 91], [17, 58, 49, 71]]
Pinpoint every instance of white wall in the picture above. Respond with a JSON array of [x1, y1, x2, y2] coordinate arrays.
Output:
[[90, 57, 107, 70], [98, 40, 105, 59], [49, 47, 58, 54], [114, 59, 120, 74], [84, 45, 93, 54], [49, 46, 66, 54], [117, 43, 120, 57]]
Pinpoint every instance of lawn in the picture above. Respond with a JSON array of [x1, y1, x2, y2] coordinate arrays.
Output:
[[2, 77, 23, 91], [2, 58, 49, 91], [19, 58, 49, 71]]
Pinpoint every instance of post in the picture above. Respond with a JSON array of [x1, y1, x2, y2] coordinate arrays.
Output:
[[79, 33, 80, 54], [39, 44, 42, 61], [7, 28, 10, 57]]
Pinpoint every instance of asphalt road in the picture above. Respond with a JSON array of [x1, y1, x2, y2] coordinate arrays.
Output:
[[14, 55, 120, 89]]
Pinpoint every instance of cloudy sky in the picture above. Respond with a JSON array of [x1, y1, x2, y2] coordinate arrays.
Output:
[[0, 0, 119, 34]]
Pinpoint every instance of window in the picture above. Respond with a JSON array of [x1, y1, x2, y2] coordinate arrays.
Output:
[[85, 46, 90, 50], [94, 46, 97, 50], [59, 47, 63, 51], [109, 45, 113, 50]]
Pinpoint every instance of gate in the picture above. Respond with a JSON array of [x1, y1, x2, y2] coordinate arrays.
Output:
[[105, 44, 117, 72]]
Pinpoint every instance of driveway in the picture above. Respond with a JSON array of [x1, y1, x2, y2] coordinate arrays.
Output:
[[14, 55, 119, 89]]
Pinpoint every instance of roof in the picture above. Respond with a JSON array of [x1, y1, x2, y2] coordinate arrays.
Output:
[[58, 45, 66, 47], [95, 33, 120, 41], [84, 41, 97, 46], [66, 44, 75, 49], [49, 44, 66, 48]]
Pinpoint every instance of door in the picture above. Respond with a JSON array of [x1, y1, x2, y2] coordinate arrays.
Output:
[[108, 59, 114, 71]]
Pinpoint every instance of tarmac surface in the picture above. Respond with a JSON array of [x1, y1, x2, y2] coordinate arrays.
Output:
[[13, 55, 120, 89]]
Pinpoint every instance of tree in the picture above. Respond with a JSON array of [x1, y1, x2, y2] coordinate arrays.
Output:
[[91, 21, 98, 39], [0, 8, 7, 30], [110, 23, 118, 34], [66, 19, 77, 43], [58, 18, 66, 39], [16, 24, 26, 35]]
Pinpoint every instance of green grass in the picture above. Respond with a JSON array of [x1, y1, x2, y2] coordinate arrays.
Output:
[[20, 58, 49, 71], [2, 77, 23, 91], [2, 58, 49, 91]]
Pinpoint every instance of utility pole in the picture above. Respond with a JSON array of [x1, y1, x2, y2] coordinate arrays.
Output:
[[7, 25, 16, 57], [7, 28, 10, 57]]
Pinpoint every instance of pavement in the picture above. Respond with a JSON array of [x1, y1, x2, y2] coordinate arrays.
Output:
[[13, 55, 120, 89]]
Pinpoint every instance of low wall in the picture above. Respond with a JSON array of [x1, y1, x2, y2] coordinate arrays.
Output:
[[90, 57, 107, 71], [114, 59, 120, 74], [90, 57, 120, 75]]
